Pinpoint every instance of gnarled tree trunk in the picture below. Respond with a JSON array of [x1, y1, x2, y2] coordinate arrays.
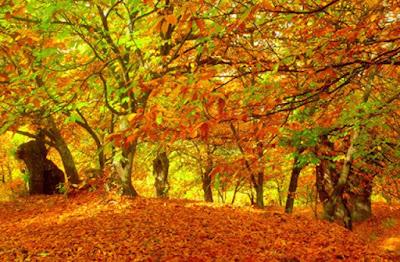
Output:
[[16, 134, 65, 195], [17, 140, 46, 194], [315, 132, 372, 229]]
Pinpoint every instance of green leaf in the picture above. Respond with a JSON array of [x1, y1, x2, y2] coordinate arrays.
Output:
[[156, 114, 163, 125], [0, 121, 14, 135], [272, 63, 279, 73]]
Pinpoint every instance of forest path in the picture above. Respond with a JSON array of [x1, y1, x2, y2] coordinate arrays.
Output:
[[0, 192, 398, 261]]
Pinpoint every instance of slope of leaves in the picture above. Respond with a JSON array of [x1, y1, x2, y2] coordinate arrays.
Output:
[[0, 193, 394, 261], [354, 203, 400, 258]]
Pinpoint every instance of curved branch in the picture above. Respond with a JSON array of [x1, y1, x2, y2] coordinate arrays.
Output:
[[98, 73, 127, 116]]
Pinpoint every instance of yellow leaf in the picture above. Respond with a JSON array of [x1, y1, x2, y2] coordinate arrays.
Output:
[[365, 0, 379, 7], [127, 113, 137, 122]]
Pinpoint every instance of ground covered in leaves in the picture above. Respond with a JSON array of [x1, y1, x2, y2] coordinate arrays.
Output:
[[0, 192, 399, 261]]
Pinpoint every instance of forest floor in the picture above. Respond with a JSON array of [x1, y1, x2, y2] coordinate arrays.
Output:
[[0, 191, 399, 261]]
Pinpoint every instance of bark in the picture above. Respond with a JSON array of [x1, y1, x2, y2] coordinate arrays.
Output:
[[330, 130, 359, 230], [153, 151, 170, 198], [315, 135, 344, 222], [118, 143, 139, 197], [252, 172, 264, 208], [202, 172, 213, 202], [285, 147, 305, 214], [253, 142, 265, 208], [315, 131, 371, 229], [231, 179, 243, 205], [17, 140, 45, 194], [16, 136, 64, 195], [347, 172, 373, 221], [45, 116, 80, 184], [201, 152, 214, 202], [43, 159, 65, 194]]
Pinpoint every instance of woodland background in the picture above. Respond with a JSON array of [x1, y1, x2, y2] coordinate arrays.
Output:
[[0, 0, 400, 260]]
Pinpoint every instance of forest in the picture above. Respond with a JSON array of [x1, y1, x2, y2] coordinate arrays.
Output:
[[0, 0, 399, 260]]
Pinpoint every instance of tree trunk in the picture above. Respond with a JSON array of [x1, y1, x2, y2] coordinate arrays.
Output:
[[347, 172, 373, 221], [231, 179, 242, 205], [315, 131, 370, 229], [202, 172, 213, 202], [315, 135, 342, 221], [201, 152, 214, 202], [45, 116, 80, 184], [285, 147, 305, 214], [17, 140, 46, 194], [16, 136, 64, 195], [252, 141, 265, 208], [153, 151, 169, 198], [252, 172, 264, 208], [118, 143, 139, 197]]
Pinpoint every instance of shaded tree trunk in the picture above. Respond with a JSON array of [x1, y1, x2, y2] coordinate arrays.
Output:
[[153, 151, 169, 198], [16, 134, 64, 195], [315, 135, 343, 221], [202, 172, 213, 202], [285, 147, 305, 214], [253, 141, 265, 208], [45, 116, 80, 184], [17, 140, 46, 194], [252, 172, 264, 208], [201, 150, 214, 202]]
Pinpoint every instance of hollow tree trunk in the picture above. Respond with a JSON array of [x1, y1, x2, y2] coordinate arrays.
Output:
[[45, 116, 80, 184], [16, 140, 46, 194], [285, 147, 305, 214], [153, 151, 169, 198], [16, 135, 64, 195]]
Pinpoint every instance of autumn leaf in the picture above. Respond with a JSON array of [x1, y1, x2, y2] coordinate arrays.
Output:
[[165, 15, 178, 25]]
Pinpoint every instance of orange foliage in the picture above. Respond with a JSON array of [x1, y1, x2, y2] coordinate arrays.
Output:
[[0, 194, 396, 260]]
